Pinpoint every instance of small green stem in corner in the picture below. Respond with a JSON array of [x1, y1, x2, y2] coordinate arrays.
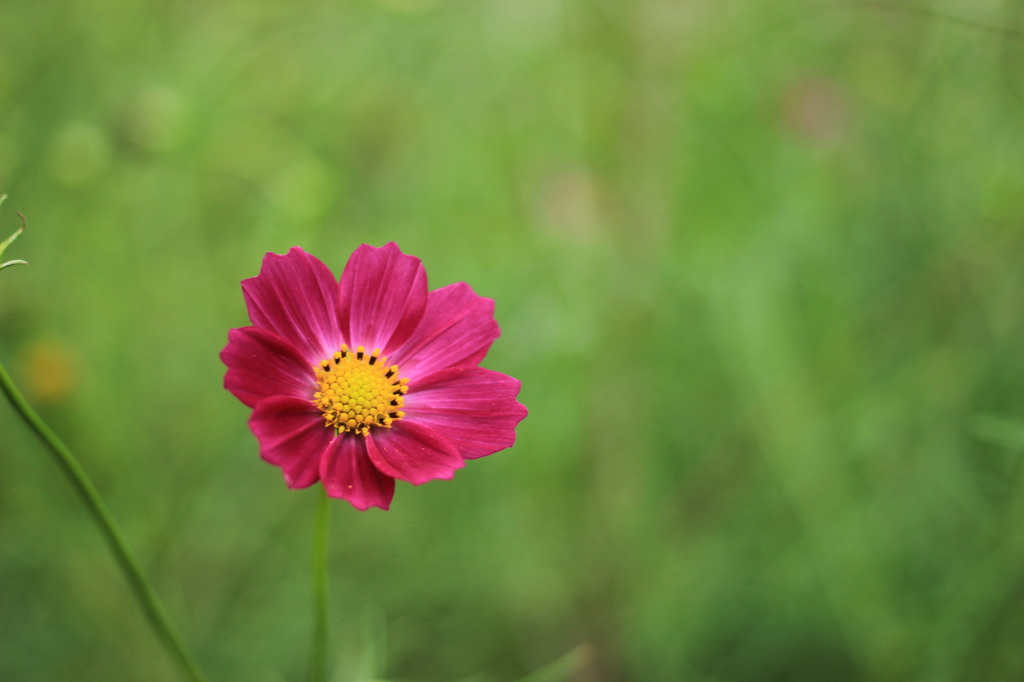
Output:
[[310, 488, 331, 682], [0, 196, 28, 271], [0, 355, 209, 682]]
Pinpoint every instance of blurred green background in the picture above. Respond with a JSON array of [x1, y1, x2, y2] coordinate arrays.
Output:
[[3, 0, 1024, 680]]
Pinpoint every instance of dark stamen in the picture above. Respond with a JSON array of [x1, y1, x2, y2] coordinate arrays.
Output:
[[369, 355, 377, 365]]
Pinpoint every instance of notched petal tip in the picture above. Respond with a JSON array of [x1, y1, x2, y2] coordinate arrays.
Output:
[[338, 241, 428, 354], [265, 244, 315, 263], [241, 247, 342, 362], [241, 246, 316, 288], [348, 242, 422, 272]]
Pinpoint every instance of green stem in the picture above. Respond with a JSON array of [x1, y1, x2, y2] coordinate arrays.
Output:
[[310, 489, 331, 682], [0, 358, 210, 682]]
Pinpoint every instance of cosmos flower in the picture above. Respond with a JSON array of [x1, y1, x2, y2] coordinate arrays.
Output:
[[221, 243, 527, 510]]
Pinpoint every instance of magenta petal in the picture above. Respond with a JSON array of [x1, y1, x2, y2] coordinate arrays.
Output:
[[249, 396, 332, 489], [391, 282, 500, 378], [365, 420, 464, 485], [319, 435, 395, 510], [242, 247, 342, 363], [337, 242, 427, 356], [221, 327, 316, 408], [403, 367, 527, 459]]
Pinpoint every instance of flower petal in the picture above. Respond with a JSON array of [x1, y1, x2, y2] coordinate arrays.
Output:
[[319, 435, 395, 510], [337, 242, 427, 356], [242, 247, 342, 363], [391, 282, 500, 378], [365, 420, 464, 485], [403, 367, 527, 459], [249, 396, 332, 489], [221, 327, 316, 408]]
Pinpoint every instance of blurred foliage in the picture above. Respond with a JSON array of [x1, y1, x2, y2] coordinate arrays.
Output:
[[3, 0, 1024, 680]]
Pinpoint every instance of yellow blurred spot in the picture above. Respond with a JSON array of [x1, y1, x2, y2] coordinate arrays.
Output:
[[538, 170, 605, 244], [21, 339, 77, 404]]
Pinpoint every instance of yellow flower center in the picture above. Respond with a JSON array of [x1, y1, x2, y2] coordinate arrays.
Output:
[[313, 345, 408, 436]]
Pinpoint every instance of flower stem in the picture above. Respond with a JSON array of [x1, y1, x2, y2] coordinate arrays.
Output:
[[310, 488, 331, 682], [0, 358, 210, 682]]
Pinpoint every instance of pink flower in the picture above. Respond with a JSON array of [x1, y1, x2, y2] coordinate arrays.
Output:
[[221, 243, 527, 510]]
